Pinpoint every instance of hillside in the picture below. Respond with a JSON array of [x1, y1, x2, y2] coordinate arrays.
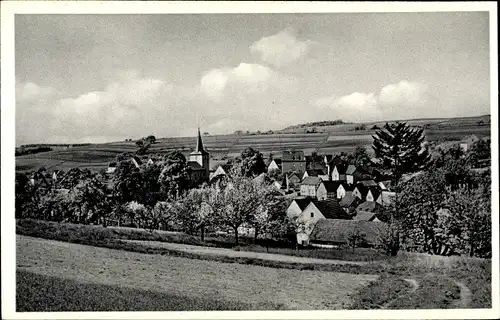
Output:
[[15, 115, 491, 173]]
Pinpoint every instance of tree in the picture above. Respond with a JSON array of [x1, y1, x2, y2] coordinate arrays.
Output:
[[347, 227, 368, 253], [210, 171, 264, 245], [158, 151, 189, 200], [353, 146, 371, 167], [372, 122, 431, 179], [145, 135, 157, 144], [240, 147, 266, 177], [175, 187, 215, 241], [466, 139, 490, 168], [135, 138, 151, 155]]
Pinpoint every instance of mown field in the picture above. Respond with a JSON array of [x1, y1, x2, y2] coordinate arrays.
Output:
[[15, 115, 491, 173], [15, 219, 492, 311]]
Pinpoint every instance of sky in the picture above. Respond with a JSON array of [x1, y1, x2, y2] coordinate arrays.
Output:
[[15, 12, 490, 145]]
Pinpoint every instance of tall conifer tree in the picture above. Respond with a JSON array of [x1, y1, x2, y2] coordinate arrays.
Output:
[[372, 122, 431, 178]]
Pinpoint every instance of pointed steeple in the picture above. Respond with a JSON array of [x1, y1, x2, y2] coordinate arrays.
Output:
[[195, 127, 207, 154]]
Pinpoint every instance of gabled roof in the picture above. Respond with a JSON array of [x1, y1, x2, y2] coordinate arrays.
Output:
[[359, 180, 378, 188], [379, 180, 393, 190], [339, 193, 362, 208], [461, 134, 480, 144], [353, 210, 378, 221], [293, 198, 312, 211], [328, 155, 344, 166], [356, 201, 383, 213], [346, 165, 357, 175], [339, 182, 355, 191], [309, 199, 351, 219], [324, 155, 334, 163], [333, 163, 348, 174], [271, 158, 282, 165], [320, 181, 342, 193], [310, 219, 387, 245], [305, 169, 326, 177], [301, 176, 322, 186]]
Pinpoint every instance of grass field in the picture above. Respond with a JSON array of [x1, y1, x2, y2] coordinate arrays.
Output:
[[15, 219, 492, 310], [15, 115, 490, 173], [17, 235, 377, 310]]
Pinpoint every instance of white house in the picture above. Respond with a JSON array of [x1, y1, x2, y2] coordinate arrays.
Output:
[[107, 162, 117, 174], [267, 159, 282, 172], [337, 183, 354, 199], [459, 134, 480, 152], [300, 176, 322, 198], [331, 164, 347, 181]]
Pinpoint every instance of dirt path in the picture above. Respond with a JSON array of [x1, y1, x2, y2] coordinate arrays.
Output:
[[17, 235, 378, 310], [122, 239, 370, 266], [382, 278, 419, 309], [452, 280, 472, 308]]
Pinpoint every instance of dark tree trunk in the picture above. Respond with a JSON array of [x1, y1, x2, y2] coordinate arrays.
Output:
[[254, 228, 258, 244], [200, 225, 205, 242], [234, 227, 239, 245]]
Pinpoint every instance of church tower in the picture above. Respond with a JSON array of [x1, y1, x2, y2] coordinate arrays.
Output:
[[189, 128, 210, 181]]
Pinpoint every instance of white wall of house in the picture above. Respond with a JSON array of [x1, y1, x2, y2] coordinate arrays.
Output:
[[346, 174, 354, 185], [317, 184, 336, 201], [286, 201, 304, 219], [366, 190, 375, 202], [337, 184, 348, 199], [318, 174, 329, 181], [300, 184, 317, 197], [353, 187, 363, 200], [380, 191, 396, 205], [211, 166, 227, 180], [268, 160, 281, 172], [332, 166, 340, 181], [295, 203, 326, 245]]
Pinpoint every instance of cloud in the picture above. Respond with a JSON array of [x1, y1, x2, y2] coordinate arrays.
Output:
[[15, 71, 201, 145], [250, 29, 314, 67], [200, 63, 294, 102], [16, 82, 55, 102], [315, 81, 429, 122]]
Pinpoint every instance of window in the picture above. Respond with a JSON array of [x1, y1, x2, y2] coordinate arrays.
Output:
[[310, 212, 314, 218]]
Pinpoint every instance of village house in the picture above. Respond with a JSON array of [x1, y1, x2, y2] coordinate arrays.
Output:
[[337, 182, 355, 199], [346, 165, 373, 185], [339, 193, 362, 215], [325, 155, 343, 177], [300, 176, 322, 198], [130, 155, 143, 168], [353, 210, 382, 222], [308, 219, 386, 248], [356, 200, 384, 213], [316, 181, 341, 201], [285, 172, 301, 190], [281, 150, 307, 175], [286, 198, 313, 219], [378, 180, 393, 191], [459, 134, 480, 152], [292, 199, 351, 246], [331, 163, 348, 182], [267, 158, 282, 173], [210, 163, 232, 182], [378, 190, 397, 205], [353, 181, 380, 202], [187, 128, 210, 187], [302, 168, 328, 181]]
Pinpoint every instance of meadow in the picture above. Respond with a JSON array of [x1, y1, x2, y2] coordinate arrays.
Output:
[[15, 115, 491, 173], [16, 219, 492, 310]]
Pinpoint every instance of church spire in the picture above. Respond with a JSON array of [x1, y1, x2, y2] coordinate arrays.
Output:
[[195, 127, 205, 153]]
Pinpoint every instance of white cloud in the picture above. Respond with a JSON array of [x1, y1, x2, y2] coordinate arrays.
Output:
[[200, 63, 292, 102], [314, 81, 429, 122], [16, 82, 54, 102], [250, 29, 313, 67]]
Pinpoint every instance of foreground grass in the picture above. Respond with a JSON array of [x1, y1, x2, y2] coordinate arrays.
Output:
[[16, 219, 492, 309], [17, 271, 283, 311], [16, 219, 387, 262]]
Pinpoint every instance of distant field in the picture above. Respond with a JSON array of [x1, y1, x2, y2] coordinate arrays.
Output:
[[15, 115, 491, 173]]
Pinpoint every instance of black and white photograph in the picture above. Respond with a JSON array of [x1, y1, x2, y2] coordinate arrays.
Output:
[[1, 2, 498, 319]]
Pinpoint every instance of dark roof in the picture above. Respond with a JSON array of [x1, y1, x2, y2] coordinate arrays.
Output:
[[131, 155, 143, 165], [187, 161, 203, 170], [294, 198, 312, 211], [320, 181, 342, 193], [356, 201, 383, 213], [301, 176, 322, 186], [310, 199, 351, 219], [353, 210, 378, 221], [310, 219, 387, 245], [305, 169, 326, 177], [339, 182, 355, 191], [369, 188, 381, 200], [271, 159, 282, 165], [379, 180, 393, 190], [324, 155, 333, 163], [339, 193, 362, 208], [334, 163, 348, 174], [192, 128, 209, 155], [328, 155, 344, 166], [359, 180, 378, 188], [346, 165, 357, 175]]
